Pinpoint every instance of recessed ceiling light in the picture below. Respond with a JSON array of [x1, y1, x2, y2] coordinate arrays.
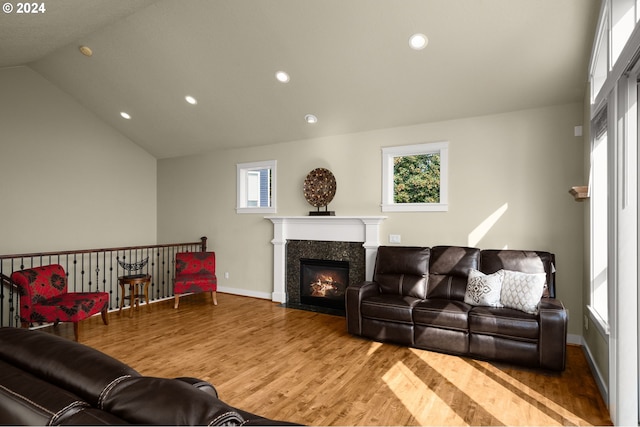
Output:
[[275, 71, 290, 83], [79, 45, 93, 57], [120, 112, 131, 120], [304, 114, 318, 124], [185, 95, 198, 105], [409, 33, 428, 50]]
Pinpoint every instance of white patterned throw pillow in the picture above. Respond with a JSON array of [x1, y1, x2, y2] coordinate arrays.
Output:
[[500, 270, 546, 314], [464, 269, 504, 307]]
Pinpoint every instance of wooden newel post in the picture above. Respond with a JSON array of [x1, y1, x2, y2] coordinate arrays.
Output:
[[200, 236, 208, 252]]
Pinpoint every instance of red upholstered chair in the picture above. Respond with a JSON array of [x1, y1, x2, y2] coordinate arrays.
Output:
[[10, 264, 109, 341], [173, 252, 218, 309]]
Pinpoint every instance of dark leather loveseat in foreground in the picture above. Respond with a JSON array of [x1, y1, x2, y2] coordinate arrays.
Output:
[[346, 246, 567, 371], [0, 327, 295, 425]]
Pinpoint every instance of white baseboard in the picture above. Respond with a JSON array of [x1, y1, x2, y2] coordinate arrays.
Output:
[[581, 339, 609, 407], [567, 333, 582, 345], [104, 288, 272, 313], [566, 334, 608, 406], [216, 285, 272, 301]]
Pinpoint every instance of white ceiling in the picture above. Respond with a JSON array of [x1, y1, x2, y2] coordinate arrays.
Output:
[[1, 0, 600, 159]]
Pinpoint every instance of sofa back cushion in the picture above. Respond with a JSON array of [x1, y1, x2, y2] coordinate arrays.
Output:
[[480, 250, 555, 298], [0, 327, 140, 408], [175, 252, 216, 276], [373, 246, 430, 299], [11, 264, 68, 323], [102, 376, 246, 425], [427, 246, 481, 301]]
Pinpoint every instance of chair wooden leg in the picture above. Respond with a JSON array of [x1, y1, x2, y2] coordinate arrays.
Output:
[[144, 281, 151, 312], [129, 284, 135, 318], [73, 322, 79, 342], [118, 283, 125, 316], [101, 306, 109, 325], [174, 294, 180, 309], [212, 291, 218, 306]]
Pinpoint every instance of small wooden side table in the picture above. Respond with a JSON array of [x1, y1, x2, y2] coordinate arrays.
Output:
[[118, 274, 151, 318]]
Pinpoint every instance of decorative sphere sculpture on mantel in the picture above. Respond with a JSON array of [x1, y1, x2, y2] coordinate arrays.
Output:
[[303, 168, 336, 216]]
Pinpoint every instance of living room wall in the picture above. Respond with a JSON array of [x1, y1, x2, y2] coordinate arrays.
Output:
[[157, 102, 586, 338], [0, 66, 157, 254]]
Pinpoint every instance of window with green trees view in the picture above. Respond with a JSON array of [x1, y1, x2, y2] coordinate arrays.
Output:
[[393, 153, 440, 203], [382, 142, 448, 212]]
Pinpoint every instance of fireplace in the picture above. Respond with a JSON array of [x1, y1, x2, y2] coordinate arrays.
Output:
[[285, 239, 365, 315], [266, 216, 386, 304], [299, 258, 349, 310]]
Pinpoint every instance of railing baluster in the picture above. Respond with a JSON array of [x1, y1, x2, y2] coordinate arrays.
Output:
[[82, 252, 86, 293], [0, 238, 206, 327]]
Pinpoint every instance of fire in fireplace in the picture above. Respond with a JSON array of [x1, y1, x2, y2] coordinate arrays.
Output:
[[299, 258, 349, 310]]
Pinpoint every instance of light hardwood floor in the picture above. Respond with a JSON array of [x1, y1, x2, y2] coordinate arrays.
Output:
[[46, 293, 610, 426]]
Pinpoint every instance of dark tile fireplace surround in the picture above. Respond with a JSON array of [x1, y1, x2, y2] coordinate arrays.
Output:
[[285, 240, 366, 315]]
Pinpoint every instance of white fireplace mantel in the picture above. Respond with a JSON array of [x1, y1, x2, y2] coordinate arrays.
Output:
[[266, 216, 386, 303]]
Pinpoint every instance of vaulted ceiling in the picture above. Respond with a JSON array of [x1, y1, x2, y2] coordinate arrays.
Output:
[[0, 0, 600, 158]]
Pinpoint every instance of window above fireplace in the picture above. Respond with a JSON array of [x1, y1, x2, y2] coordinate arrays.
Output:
[[237, 160, 276, 214]]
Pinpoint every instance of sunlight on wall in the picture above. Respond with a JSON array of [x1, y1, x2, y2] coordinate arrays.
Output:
[[467, 203, 509, 247], [382, 361, 466, 425]]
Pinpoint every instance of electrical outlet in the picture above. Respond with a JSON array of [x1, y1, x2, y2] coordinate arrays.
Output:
[[389, 234, 401, 243], [224, 272, 230, 279], [584, 315, 589, 330]]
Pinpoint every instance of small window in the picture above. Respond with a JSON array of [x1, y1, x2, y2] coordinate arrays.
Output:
[[381, 142, 448, 212], [589, 107, 609, 332], [237, 160, 276, 214], [590, 8, 609, 101]]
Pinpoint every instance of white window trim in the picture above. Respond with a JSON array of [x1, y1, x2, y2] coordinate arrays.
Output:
[[587, 304, 610, 338], [589, 108, 610, 333], [587, 3, 640, 425], [381, 141, 449, 212], [236, 160, 276, 214]]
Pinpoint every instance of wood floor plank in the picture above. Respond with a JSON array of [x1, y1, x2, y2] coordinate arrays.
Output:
[[40, 293, 611, 426]]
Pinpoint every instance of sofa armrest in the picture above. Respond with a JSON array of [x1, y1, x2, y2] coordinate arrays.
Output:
[[345, 281, 380, 336], [175, 376, 218, 398], [538, 297, 568, 371]]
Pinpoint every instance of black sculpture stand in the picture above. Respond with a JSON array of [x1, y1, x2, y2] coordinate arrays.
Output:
[[309, 206, 335, 216]]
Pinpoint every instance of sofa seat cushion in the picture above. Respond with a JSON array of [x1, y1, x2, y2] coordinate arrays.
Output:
[[174, 273, 217, 291], [469, 306, 539, 341], [31, 292, 110, 323], [413, 299, 471, 331], [175, 273, 217, 281], [361, 295, 421, 323]]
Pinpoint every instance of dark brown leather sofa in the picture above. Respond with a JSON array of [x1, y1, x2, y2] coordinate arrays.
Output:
[[0, 327, 296, 425], [346, 246, 567, 371]]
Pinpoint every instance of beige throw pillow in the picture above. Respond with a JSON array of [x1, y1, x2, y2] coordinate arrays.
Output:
[[500, 270, 546, 314], [464, 269, 504, 307]]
